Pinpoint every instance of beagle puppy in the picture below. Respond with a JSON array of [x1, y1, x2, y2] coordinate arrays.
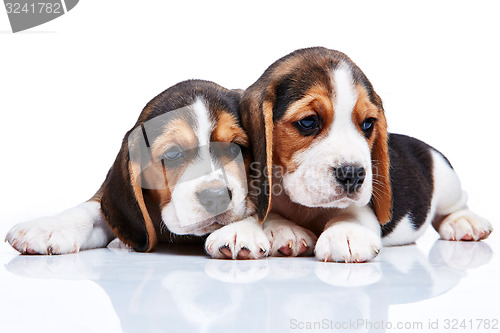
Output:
[[240, 47, 493, 262], [6, 80, 270, 259]]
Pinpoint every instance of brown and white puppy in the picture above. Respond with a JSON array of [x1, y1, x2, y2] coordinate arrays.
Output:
[[240, 47, 493, 262], [6, 80, 270, 259]]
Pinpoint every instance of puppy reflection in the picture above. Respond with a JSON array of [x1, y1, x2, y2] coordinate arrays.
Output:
[[5, 240, 492, 332]]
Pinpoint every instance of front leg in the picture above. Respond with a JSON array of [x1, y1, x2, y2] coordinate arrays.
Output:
[[314, 206, 382, 263], [263, 213, 317, 257], [5, 201, 115, 255], [205, 216, 270, 260]]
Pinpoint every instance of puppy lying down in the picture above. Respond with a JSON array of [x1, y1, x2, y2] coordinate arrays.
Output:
[[6, 50, 493, 262], [6, 80, 269, 259], [238, 47, 492, 262]]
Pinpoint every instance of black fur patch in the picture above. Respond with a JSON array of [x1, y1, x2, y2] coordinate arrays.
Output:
[[381, 134, 435, 237]]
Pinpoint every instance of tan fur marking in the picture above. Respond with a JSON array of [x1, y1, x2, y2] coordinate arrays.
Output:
[[371, 125, 392, 225], [273, 86, 333, 172], [150, 119, 197, 161], [129, 161, 158, 251], [142, 119, 198, 190], [352, 85, 382, 147], [212, 112, 249, 146], [262, 99, 274, 220]]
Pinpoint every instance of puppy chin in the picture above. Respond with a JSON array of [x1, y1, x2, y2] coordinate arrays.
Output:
[[322, 198, 354, 209], [286, 183, 373, 209], [161, 203, 246, 236], [161, 211, 216, 236], [187, 220, 223, 236]]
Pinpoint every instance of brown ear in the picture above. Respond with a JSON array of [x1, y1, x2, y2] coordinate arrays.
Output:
[[371, 112, 393, 225], [99, 129, 158, 252], [241, 89, 275, 223]]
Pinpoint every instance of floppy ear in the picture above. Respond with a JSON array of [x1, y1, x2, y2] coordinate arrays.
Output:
[[241, 89, 275, 223], [371, 110, 393, 225], [99, 129, 158, 252]]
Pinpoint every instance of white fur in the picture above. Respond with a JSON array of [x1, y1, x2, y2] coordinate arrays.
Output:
[[314, 205, 382, 262], [431, 150, 468, 215], [382, 213, 428, 246], [5, 201, 115, 254], [263, 213, 317, 256], [331, 65, 358, 121], [282, 64, 372, 208], [192, 98, 213, 147], [205, 216, 270, 259], [438, 209, 492, 241]]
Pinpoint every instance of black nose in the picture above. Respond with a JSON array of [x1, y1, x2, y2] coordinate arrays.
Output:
[[196, 187, 232, 215], [333, 165, 366, 193]]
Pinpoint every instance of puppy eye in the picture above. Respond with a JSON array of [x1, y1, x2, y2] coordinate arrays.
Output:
[[294, 115, 320, 136], [163, 146, 183, 163], [361, 118, 376, 136], [228, 143, 241, 157], [214, 143, 241, 160]]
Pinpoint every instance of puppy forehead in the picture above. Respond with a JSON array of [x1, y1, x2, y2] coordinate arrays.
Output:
[[190, 97, 247, 144], [150, 118, 196, 158], [152, 97, 224, 144], [192, 98, 213, 146], [148, 97, 248, 161], [267, 49, 381, 122], [274, 63, 359, 124], [273, 65, 332, 122], [331, 65, 358, 120]]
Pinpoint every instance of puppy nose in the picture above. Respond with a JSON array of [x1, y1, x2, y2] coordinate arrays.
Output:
[[333, 165, 366, 193], [196, 187, 232, 215]]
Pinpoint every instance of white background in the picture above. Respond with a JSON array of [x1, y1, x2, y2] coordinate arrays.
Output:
[[1, 1, 499, 331]]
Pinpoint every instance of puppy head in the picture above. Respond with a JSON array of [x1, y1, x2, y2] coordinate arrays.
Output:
[[241, 47, 391, 224], [100, 80, 253, 252]]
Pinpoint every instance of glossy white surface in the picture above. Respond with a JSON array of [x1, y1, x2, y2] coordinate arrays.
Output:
[[1, 225, 498, 333]]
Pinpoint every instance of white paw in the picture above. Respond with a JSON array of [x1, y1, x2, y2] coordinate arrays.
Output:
[[205, 216, 270, 259], [263, 214, 317, 256], [5, 217, 91, 255], [5, 202, 103, 255], [314, 223, 382, 263], [438, 209, 493, 241]]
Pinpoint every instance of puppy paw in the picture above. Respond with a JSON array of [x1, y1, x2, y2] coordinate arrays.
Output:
[[438, 209, 493, 241], [5, 202, 103, 255], [6, 217, 89, 255], [205, 216, 270, 259], [263, 214, 317, 256], [314, 223, 382, 263]]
